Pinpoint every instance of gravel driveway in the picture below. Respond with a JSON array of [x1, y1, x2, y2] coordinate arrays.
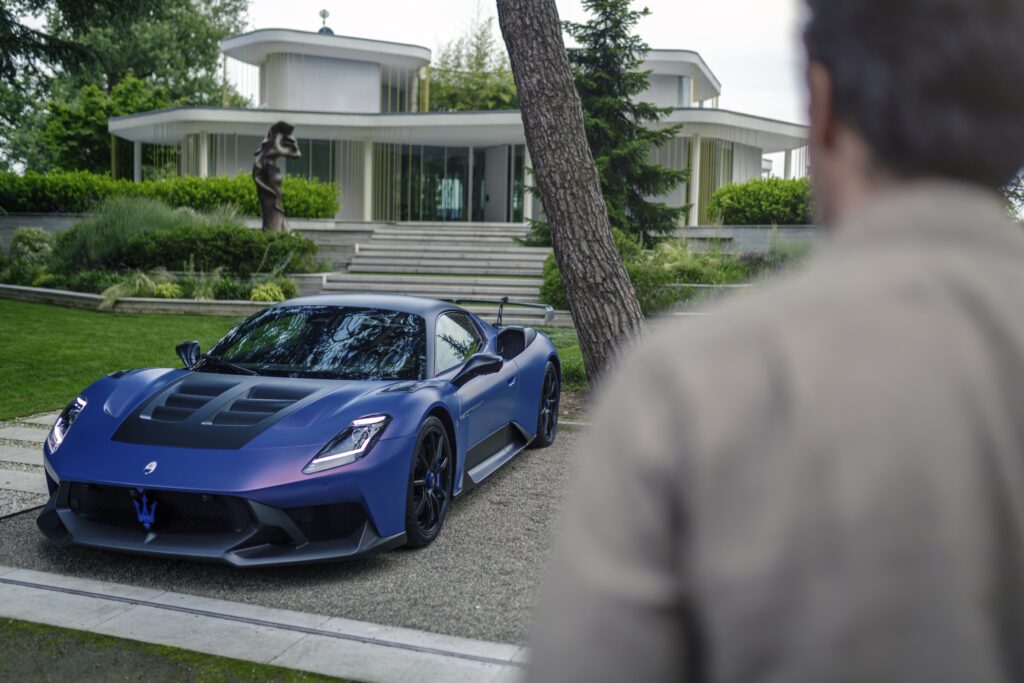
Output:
[[0, 426, 585, 646]]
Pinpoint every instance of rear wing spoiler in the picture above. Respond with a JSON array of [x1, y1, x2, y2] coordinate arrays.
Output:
[[443, 296, 555, 326]]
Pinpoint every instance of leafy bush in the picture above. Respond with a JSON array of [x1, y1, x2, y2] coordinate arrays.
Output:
[[249, 282, 286, 302], [213, 276, 252, 301], [120, 224, 320, 276], [540, 229, 678, 316], [52, 197, 202, 271], [0, 171, 339, 218], [8, 227, 54, 265], [63, 270, 124, 294], [153, 282, 184, 299], [707, 177, 813, 226], [99, 270, 174, 309]]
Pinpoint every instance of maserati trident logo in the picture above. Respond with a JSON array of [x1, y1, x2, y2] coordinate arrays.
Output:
[[144, 461, 157, 475], [133, 493, 157, 530]]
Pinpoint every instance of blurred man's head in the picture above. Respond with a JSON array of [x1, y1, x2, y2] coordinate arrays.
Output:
[[803, 0, 1024, 224]]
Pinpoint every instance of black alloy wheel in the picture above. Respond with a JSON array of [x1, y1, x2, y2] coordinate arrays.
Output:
[[530, 361, 560, 449], [405, 416, 453, 547]]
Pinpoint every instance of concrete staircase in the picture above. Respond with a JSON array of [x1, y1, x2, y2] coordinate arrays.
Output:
[[317, 222, 569, 326]]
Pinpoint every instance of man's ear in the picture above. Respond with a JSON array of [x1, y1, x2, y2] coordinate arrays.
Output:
[[807, 61, 835, 152]]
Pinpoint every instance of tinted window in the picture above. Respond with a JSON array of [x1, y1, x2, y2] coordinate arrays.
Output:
[[207, 305, 426, 380], [434, 313, 481, 375]]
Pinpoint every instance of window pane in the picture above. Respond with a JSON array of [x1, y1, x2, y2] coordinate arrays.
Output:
[[434, 313, 481, 375]]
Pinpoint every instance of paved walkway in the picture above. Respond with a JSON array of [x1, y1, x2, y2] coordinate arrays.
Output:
[[0, 565, 524, 682], [0, 412, 54, 518]]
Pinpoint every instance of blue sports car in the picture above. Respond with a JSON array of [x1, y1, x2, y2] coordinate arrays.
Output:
[[37, 295, 561, 566]]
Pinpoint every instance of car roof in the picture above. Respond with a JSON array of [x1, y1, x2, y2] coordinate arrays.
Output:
[[278, 294, 464, 318]]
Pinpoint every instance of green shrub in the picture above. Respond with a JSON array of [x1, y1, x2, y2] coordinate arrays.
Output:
[[0, 171, 339, 218], [99, 270, 174, 308], [64, 270, 124, 294], [52, 197, 205, 271], [651, 241, 753, 284], [707, 177, 813, 226], [249, 282, 286, 302], [213, 276, 252, 301], [8, 227, 54, 264], [120, 224, 320, 276], [153, 282, 184, 299]]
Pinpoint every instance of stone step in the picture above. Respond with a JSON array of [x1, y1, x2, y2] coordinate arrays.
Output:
[[0, 445, 42, 466], [351, 255, 544, 268], [355, 249, 549, 263], [395, 221, 529, 229], [358, 242, 550, 255], [323, 283, 541, 302], [0, 468, 47, 495], [372, 233, 524, 244], [324, 274, 542, 287], [348, 263, 543, 276], [0, 426, 48, 444]]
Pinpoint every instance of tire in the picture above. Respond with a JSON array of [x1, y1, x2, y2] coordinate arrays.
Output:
[[530, 361, 560, 449], [404, 416, 453, 548]]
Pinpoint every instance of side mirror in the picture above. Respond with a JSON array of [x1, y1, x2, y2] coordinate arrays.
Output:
[[451, 353, 503, 387], [176, 341, 201, 370]]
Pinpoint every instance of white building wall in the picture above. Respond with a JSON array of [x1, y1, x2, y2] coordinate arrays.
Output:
[[732, 142, 764, 183], [641, 74, 691, 109], [261, 54, 381, 113]]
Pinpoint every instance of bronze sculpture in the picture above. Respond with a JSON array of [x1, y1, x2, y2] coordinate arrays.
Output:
[[252, 121, 301, 232]]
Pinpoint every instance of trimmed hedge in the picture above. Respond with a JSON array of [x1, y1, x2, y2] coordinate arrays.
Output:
[[0, 171, 339, 218], [120, 224, 320, 276], [706, 177, 813, 226]]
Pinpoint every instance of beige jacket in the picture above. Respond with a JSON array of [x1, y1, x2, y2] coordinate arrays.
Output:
[[528, 183, 1024, 683]]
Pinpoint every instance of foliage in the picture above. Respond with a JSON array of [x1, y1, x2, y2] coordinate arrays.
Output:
[[51, 197, 205, 271], [430, 14, 517, 111], [41, 75, 182, 174], [120, 224, 320, 276], [153, 282, 183, 299], [565, 0, 688, 244], [3, 0, 248, 171], [8, 226, 54, 265], [213, 276, 251, 301], [249, 282, 286, 303], [1006, 174, 1024, 221], [707, 177, 814, 226], [99, 269, 172, 308], [0, 171, 339, 217]]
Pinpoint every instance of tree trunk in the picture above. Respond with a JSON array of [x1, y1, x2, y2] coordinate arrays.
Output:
[[496, 0, 646, 387]]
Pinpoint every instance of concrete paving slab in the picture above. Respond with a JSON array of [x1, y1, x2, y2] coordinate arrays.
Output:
[[0, 566, 524, 682], [0, 468, 47, 494], [0, 445, 42, 466], [21, 413, 59, 427], [93, 605, 307, 665], [0, 426, 49, 444], [0, 581, 136, 631]]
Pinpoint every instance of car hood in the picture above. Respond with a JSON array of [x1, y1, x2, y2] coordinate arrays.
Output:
[[109, 371, 392, 450]]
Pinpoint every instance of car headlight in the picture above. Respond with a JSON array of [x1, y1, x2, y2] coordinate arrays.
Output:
[[304, 415, 390, 474], [47, 396, 87, 453]]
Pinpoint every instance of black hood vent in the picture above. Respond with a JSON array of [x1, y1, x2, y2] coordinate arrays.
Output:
[[113, 374, 330, 449], [212, 385, 314, 427]]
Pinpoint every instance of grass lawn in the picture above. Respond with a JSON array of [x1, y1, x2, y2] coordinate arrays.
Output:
[[0, 617, 351, 682], [0, 299, 588, 420], [0, 299, 239, 419]]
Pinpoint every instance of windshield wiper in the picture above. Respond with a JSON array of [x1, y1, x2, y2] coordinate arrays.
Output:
[[197, 354, 258, 376]]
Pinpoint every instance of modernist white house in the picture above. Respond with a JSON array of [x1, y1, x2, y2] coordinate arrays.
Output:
[[109, 25, 809, 226]]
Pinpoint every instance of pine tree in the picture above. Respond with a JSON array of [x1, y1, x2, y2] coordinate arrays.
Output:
[[565, 0, 689, 245]]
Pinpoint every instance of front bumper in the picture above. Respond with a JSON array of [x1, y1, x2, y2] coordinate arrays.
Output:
[[36, 480, 406, 567]]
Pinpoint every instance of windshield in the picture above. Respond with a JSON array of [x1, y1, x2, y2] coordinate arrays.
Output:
[[205, 305, 427, 380]]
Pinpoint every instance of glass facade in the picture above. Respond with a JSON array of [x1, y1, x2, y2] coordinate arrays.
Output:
[[373, 143, 525, 223]]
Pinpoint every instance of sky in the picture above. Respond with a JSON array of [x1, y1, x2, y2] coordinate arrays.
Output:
[[245, 0, 809, 124]]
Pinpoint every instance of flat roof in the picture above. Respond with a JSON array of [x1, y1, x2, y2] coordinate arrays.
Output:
[[643, 49, 723, 100], [221, 28, 431, 70], [109, 106, 808, 153]]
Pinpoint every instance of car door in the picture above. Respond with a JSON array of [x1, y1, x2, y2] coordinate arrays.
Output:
[[434, 312, 518, 468]]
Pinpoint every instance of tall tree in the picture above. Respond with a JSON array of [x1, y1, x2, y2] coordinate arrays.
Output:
[[497, 0, 646, 387], [431, 12, 517, 111], [565, 0, 688, 245]]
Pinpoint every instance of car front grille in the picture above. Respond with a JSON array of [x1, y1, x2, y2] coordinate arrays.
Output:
[[66, 483, 255, 536]]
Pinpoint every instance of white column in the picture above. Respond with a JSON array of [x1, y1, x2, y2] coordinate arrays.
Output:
[[198, 132, 209, 178], [362, 140, 373, 222], [784, 149, 793, 180], [523, 144, 534, 222], [688, 134, 702, 226], [133, 141, 142, 182]]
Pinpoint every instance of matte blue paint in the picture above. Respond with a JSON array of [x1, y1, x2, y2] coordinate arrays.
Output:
[[41, 295, 559, 561]]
